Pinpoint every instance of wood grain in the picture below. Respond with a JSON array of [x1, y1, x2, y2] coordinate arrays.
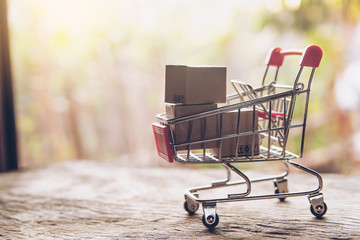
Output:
[[0, 161, 359, 239]]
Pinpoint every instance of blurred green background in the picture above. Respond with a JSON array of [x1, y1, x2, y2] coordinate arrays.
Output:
[[8, 0, 360, 173]]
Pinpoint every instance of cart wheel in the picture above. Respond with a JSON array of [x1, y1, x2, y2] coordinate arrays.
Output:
[[310, 203, 327, 218], [274, 178, 288, 202], [278, 136, 285, 147], [184, 201, 199, 215], [275, 189, 286, 202], [202, 213, 219, 229], [310, 202, 327, 218]]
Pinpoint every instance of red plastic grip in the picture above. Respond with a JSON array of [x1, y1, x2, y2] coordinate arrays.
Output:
[[299, 45, 322, 68], [266, 48, 284, 67], [266, 45, 322, 68], [152, 123, 174, 163]]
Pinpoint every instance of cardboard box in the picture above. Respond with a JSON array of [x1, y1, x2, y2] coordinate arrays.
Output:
[[166, 103, 218, 151], [166, 103, 217, 119], [210, 109, 260, 158], [165, 65, 226, 104]]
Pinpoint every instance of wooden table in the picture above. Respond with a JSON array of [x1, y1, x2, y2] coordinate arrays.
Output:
[[0, 161, 359, 239]]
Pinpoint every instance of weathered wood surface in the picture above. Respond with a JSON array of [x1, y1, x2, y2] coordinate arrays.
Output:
[[0, 161, 359, 239]]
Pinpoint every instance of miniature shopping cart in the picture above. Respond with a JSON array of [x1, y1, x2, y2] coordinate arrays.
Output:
[[152, 45, 327, 228]]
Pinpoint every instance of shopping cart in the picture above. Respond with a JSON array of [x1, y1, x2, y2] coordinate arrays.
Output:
[[152, 45, 326, 228]]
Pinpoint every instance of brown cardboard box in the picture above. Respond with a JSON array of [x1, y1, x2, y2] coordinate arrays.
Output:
[[165, 65, 226, 104], [166, 103, 218, 151], [210, 109, 260, 158]]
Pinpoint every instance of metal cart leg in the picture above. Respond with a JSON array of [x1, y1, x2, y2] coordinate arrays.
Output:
[[210, 163, 232, 187], [184, 163, 252, 204], [287, 160, 323, 193], [287, 160, 327, 218]]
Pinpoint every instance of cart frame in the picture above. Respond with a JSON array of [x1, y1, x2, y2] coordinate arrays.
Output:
[[153, 45, 326, 228]]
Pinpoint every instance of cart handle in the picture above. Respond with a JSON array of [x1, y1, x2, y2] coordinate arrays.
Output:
[[266, 45, 322, 68]]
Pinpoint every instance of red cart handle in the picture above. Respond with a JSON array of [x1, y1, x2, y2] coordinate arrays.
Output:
[[266, 45, 322, 68]]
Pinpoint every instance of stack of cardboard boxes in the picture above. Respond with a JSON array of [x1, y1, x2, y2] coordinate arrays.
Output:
[[165, 65, 259, 157]]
